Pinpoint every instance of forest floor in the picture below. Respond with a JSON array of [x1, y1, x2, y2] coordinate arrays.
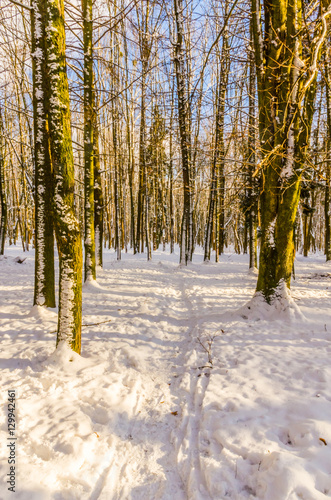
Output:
[[0, 245, 331, 500]]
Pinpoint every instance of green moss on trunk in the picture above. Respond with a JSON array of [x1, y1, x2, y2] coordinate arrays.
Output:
[[251, 0, 326, 302], [44, 0, 82, 353]]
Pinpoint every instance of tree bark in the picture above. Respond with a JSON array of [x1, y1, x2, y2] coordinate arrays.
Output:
[[251, 0, 329, 302], [174, 0, 193, 264], [31, 0, 55, 307], [0, 107, 7, 256], [35, 0, 82, 352], [325, 48, 331, 261], [204, 19, 229, 262], [248, 26, 257, 270], [83, 0, 96, 280], [93, 99, 103, 268]]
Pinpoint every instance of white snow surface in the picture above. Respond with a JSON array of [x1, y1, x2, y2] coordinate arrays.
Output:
[[0, 246, 331, 500]]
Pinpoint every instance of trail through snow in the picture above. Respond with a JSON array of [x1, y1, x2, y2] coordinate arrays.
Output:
[[0, 246, 331, 500]]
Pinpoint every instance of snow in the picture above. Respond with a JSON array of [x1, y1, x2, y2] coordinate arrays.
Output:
[[265, 218, 276, 249], [0, 246, 331, 499], [56, 262, 77, 345]]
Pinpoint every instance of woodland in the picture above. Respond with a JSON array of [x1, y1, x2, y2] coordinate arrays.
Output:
[[0, 0, 331, 351], [1, 2, 331, 499]]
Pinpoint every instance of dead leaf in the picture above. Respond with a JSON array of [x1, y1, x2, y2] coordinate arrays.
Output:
[[171, 411, 178, 416], [319, 438, 327, 446]]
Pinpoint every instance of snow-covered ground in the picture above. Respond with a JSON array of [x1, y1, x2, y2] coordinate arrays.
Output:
[[0, 245, 331, 500]]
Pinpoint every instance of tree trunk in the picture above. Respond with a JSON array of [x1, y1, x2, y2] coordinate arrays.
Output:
[[251, 0, 327, 302], [136, 67, 146, 255], [31, 0, 55, 307], [169, 75, 175, 253], [122, 20, 135, 251], [325, 49, 331, 261], [93, 99, 103, 267], [83, 0, 96, 281], [174, 0, 193, 265], [0, 108, 7, 255], [34, 0, 82, 352], [248, 26, 257, 270], [113, 103, 121, 261], [204, 26, 229, 262]]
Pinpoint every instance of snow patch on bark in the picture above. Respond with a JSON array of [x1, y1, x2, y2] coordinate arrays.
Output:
[[57, 263, 77, 344], [266, 217, 276, 248]]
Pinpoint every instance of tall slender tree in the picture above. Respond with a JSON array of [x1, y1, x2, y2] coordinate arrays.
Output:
[[325, 47, 331, 261], [0, 107, 7, 256], [204, 4, 230, 262], [248, 25, 258, 270], [174, 0, 193, 264], [93, 97, 104, 268], [31, 0, 55, 307], [83, 0, 96, 280]]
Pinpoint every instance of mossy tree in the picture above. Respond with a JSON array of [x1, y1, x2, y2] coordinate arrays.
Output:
[[251, 0, 331, 302], [31, 0, 82, 352]]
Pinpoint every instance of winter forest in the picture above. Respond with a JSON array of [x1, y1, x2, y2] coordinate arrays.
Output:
[[1, 0, 331, 498]]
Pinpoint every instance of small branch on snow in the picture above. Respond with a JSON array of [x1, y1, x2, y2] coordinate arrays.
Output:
[[82, 318, 112, 327], [50, 318, 112, 334], [197, 335, 216, 366]]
